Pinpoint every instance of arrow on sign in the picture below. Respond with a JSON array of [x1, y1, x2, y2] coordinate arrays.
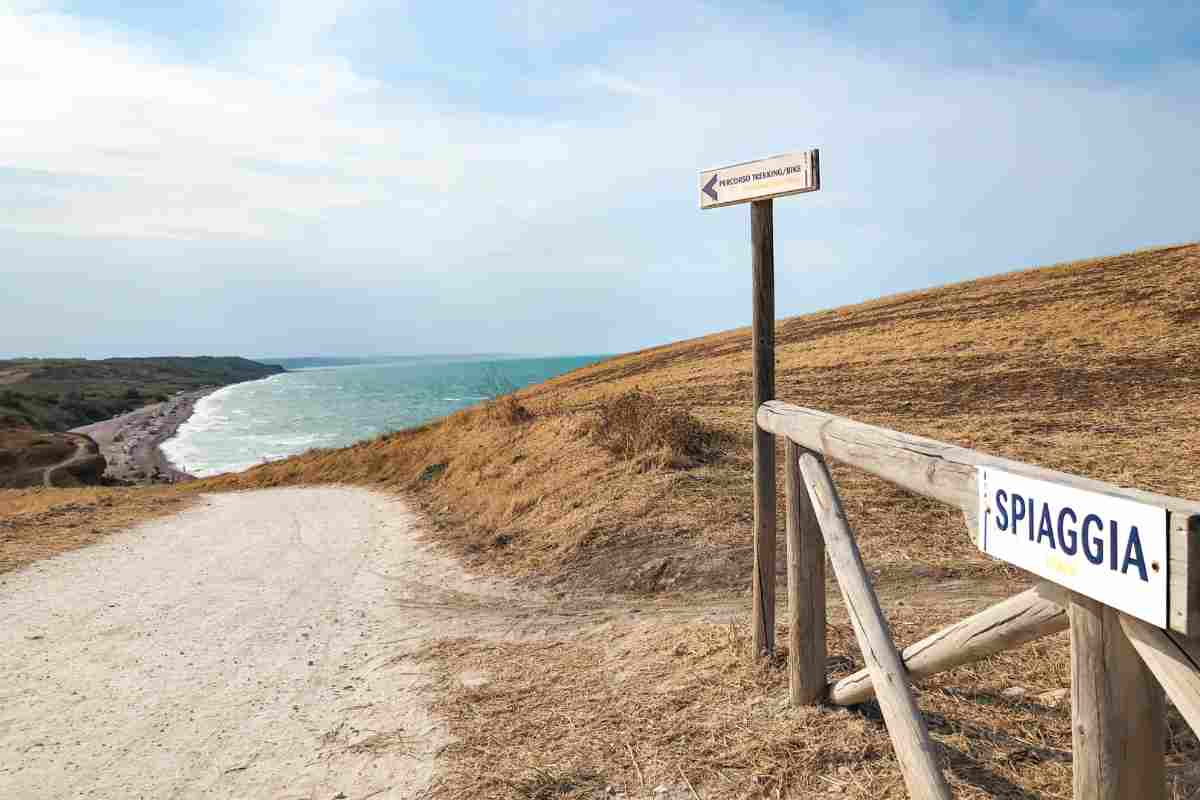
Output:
[[702, 173, 719, 202]]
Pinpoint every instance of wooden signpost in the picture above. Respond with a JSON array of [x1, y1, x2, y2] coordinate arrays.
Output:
[[700, 149, 820, 655]]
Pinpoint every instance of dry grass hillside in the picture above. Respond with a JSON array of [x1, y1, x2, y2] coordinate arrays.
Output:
[[5, 242, 1200, 797], [200, 243, 1200, 598]]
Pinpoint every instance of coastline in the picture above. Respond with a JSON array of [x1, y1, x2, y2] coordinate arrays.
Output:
[[71, 388, 214, 484]]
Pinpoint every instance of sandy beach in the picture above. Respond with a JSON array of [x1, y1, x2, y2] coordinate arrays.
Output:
[[71, 388, 212, 484]]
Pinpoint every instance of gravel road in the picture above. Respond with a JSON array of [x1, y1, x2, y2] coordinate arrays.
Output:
[[0, 487, 521, 799]]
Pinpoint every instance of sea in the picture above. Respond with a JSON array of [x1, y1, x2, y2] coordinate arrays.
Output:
[[161, 354, 603, 477]]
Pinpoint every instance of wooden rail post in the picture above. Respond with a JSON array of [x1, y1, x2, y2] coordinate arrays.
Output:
[[751, 198, 776, 656], [798, 453, 952, 799], [1120, 614, 1200, 736], [785, 440, 825, 704], [1070, 595, 1165, 800]]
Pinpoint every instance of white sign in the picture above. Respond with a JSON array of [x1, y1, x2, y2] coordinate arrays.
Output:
[[977, 467, 1169, 627], [699, 150, 820, 209]]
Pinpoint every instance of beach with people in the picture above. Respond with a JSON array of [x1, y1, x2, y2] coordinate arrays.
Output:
[[71, 389, 213, 484]]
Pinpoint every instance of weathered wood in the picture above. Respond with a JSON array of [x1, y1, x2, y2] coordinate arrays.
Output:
[[1169, 513, 1200, 636], [699, 149, 820, 209], [757, 401, 1200, 635], [830, 581, 1068, 706], [750, 199, 776, 656], [1070, 595, 1165, 800], [1120, 614, 1200, 737], [785, 440, 826, 705], [1169, 626, 1200, 666], [798, 453, 951, 799]]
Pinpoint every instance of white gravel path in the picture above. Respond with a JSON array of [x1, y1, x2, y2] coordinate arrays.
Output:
[[0, 487, 521, 800]]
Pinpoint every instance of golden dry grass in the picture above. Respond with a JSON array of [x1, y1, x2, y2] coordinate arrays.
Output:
[[0, 486, 195, 575], [419, 614, 1200, 800]]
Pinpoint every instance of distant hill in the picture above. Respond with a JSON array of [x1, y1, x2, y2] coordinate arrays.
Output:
[[0, 356, 285, 431]]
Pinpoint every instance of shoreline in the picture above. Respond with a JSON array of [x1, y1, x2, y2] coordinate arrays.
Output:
[[71, 388, 214, 484]]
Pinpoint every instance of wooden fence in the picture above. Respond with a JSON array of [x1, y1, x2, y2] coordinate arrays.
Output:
[[754, 400, 1200, 800]]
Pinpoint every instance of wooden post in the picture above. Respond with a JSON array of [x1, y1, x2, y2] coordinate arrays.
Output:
[[1070, 595, 1166, 800], [751, 198, 776, 656], [785, 440, 825, 704], [830, 581, 1068, 706], [798, 453, 951, 800], [1120, 614, 1200, 737]]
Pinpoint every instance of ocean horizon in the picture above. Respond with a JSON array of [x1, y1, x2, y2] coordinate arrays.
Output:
[[161, 353, 604, 477]]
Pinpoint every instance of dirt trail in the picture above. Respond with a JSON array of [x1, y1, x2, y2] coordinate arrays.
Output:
[[40, 432, 100, 488], [0, 488, 525, 798]]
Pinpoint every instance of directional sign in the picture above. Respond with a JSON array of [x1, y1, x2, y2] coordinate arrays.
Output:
[[977, 467, 1169, 627], [699, 149, 820, 209]]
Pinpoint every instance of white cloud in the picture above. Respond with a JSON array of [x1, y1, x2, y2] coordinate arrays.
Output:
[[0, 8, 419, 237]]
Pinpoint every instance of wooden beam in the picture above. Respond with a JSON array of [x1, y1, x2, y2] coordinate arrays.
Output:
[[798, 453, 951, 799], [750, 198, 776, 656], [1070, 595, 1165, 800], [757, 401, 1200, 636], [785, 440, 826, 705], [1169, 513, 1200, 636], [1169, 626, 1200, 666], [1120, 615, 1200, 738], [830, 581, 1068, 706]]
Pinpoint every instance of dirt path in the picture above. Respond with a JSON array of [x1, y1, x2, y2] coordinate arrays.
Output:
[[0, 487, 546, 799], [40, 433, 96, 488]]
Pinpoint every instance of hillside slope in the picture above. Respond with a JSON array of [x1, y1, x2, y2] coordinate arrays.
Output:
[[203, 243, 1200, 596], [0, 430, 105, 489]]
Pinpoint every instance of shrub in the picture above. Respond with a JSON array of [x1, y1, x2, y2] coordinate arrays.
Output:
[[591, 389, 716, 469], [488, 394, 534, 425], [419, 462, 448, 481]]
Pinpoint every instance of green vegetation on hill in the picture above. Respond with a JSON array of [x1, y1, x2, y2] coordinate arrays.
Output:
[[0, 356, 285, 431]]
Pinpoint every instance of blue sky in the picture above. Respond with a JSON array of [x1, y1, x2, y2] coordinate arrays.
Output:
[[1, 1, 1198, 358]]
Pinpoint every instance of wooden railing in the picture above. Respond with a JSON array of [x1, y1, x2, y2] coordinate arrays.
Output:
[[755, 400, 1200, 800]]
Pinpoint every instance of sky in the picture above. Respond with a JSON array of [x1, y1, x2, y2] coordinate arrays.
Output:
[[1, 1, 1198, 359]]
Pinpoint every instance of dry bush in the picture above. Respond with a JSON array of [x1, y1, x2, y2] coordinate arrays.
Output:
[[488, 394, 534, 425], [590, 389, 717, 470]]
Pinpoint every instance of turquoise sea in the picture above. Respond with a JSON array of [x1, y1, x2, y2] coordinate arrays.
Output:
[[161, 354, 603, 477]]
